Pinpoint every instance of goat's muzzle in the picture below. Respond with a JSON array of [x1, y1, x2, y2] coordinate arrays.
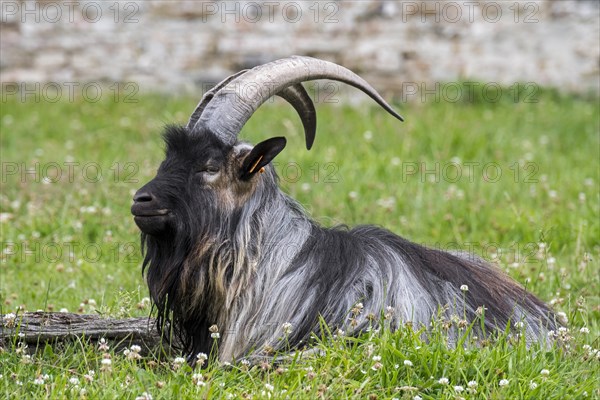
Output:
[[131, 190, 172, 236]]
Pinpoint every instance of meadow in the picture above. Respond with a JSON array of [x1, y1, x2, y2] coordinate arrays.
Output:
[[1, 86, 598, 399]]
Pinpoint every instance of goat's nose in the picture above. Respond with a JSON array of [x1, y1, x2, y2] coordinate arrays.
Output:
[[133, 191, 154, 203]]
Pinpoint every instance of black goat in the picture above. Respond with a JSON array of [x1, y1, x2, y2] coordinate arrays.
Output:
[[131, 56, 556, 363]]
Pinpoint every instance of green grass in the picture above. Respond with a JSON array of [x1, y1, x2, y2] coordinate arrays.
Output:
[[1, 89, 599, 399]]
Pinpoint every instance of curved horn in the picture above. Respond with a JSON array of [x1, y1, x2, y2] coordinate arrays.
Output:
[[188, 74, 316, 149], [187, 70, 248, 130], [276, 83, 316, 150], [194, 56, 403, 147]]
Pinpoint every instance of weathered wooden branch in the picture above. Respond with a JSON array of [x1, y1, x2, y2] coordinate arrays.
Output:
[[0, 312, 177, 356]]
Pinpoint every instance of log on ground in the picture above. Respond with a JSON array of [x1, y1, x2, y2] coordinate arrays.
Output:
[[0, 312, 176, 355]]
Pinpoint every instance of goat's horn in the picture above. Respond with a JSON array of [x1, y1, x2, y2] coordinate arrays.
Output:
[[276, 83, 316, 150], [188, 71, 316, 149], [187, 69, 249, 130], [193, 55, 403, 147]]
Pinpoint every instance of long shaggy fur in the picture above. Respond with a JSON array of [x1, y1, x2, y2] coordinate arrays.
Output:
[[139, 126, 557, 363]]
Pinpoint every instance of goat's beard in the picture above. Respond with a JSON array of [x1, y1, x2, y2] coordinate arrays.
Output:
[[140, 208, 238, 363]]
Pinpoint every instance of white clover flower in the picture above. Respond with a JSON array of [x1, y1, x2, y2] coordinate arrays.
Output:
[[125, 345, 142, 360], [413, 396, 422, 400], [515, 321, 525, 329], [281, 322, 293, 335], [454, 385, 464, 393], [438, 377, 449, 385], [265, 383, 274, 391], [529, 381, 538, 390], [173, 357, 186, 365], [211, 332, 220, 339], [83, 371, 95, 383], [192, 373, 204, 386], [69, 377, 80, 385], [33, 376, 45, 385], [98, 338, 110, 351], [101, 358, 112, 366], [130, 345, 142, 353], [2, 313, 16, 328], [372, 355, 382, 362], [499, 379, 509, 387], [467, 381, 478, 388], [540, 369, 550, 376], [134, 393, 153, 400], [376, 197, 396, 210], [460, 285, 469, 292], [403, 359, 413, 367], [579, 327, 590, 334]]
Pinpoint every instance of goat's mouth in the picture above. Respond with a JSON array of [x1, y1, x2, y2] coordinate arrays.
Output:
[[131, 209, 170, 217], [131, 207, 172, 235]]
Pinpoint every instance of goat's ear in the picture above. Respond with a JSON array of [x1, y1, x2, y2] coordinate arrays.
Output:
[[240, 137, 286, 180]]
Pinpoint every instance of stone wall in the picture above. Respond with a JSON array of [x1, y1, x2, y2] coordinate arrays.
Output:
[[1, 0, 598, 97]]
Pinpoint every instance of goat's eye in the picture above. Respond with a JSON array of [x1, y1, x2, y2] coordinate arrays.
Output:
[[196, 166, 220, 175]]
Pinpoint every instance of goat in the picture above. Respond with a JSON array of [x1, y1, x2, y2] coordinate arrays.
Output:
[[131, 56, 557, 363]]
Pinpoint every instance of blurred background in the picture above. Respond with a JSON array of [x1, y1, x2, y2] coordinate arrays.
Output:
[[1, 0, 598, 97]]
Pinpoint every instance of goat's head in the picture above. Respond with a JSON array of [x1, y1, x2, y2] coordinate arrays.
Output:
[[131, 56, 403, 238], [131, 126, 286, 238]]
